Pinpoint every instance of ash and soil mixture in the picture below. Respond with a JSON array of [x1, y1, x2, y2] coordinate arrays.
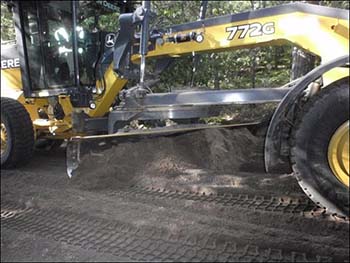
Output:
[[74, 126, 293, 195], [76, 128, 263, 188], [2, 126, 349, 262]]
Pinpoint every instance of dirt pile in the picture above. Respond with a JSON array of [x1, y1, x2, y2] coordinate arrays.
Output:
[[72, 127, 267, 190]]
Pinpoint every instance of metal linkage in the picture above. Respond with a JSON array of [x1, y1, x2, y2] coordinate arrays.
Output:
[[122, 87, 290, 109], [139, 1, 151, 83], [107, 87, 290, 133]]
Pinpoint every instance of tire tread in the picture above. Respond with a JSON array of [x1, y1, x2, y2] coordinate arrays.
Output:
[[1, 97, 34, 168]]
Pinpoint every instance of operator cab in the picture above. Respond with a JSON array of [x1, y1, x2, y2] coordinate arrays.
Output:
[[10, 0, 134, 100]]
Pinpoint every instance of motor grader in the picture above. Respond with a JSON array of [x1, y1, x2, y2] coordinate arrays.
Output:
[[1, 1, 349, 216]]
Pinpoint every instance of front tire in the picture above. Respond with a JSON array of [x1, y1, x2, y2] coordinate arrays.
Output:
[[291, 77, 349, 217], [1, 97, 35, 168]]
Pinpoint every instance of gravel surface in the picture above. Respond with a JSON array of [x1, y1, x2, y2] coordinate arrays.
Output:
[[1, 127, 349, 262]]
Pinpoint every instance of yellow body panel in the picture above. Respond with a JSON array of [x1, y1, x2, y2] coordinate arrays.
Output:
[[143, 13, 349, 62], [87, 64, 128, 117], [1, 68, 73, 138], [1, 4, 349, 139], [1, 68, 22, 92], [140, 13, 349, 86]]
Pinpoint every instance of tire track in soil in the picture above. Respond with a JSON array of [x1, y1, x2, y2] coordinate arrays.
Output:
[[1, 148, 349, 262], [2, 169, 348, 224], [2, 168, 349, 237], [3, 177, 348, 234], [1, 200, 345, 262], [1, 172, 349, 262]]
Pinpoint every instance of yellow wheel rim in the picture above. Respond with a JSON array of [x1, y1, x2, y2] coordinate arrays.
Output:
[[1, 122, 8, 156], [328, 121, 349, 187]]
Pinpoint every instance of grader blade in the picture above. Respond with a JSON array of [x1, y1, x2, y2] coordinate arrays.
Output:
[[66, 86, 294, 178], [66, 121, 261, 178]]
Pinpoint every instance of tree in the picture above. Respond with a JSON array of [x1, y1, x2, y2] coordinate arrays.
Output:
[[1, 2, 15, 42]]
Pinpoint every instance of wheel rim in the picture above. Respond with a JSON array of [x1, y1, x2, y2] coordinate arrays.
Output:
[[1, 122, 8, 156], [328, 121, 349, 187]]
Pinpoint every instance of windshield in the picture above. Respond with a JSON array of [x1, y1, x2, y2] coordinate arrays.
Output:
[[20, 0, 133, 92]]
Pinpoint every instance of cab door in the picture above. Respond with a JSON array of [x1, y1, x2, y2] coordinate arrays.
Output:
[[14, 1, 78, 97]]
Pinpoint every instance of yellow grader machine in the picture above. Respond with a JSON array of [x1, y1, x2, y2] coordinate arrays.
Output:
[[1, 1, 349, 216]]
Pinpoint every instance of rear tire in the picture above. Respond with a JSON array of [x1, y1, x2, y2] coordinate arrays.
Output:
[[1, 97, 34, 168], [290, 77, 349, 217]]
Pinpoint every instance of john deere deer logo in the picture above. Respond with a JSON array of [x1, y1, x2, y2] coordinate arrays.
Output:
[[105, 33, 116, 48]]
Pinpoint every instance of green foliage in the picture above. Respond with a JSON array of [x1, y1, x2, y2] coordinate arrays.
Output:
[[80, 12, 120, 32], [1, 2, 15, 42], [321, 1, 349, 9]]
